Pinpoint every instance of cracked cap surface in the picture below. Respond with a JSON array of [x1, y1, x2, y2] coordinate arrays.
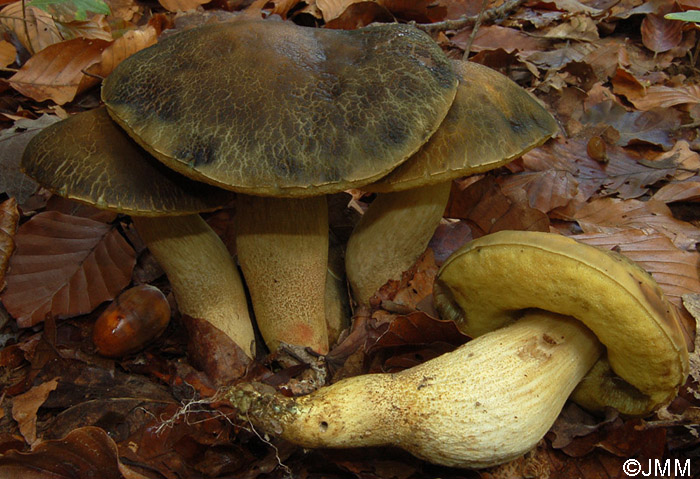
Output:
[[367, 60, 558, 192], [22, 107, 234, 215], [102, 19, 459, 197]]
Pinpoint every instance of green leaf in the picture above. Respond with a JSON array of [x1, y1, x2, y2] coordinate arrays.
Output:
[[664, 11, 700, 23], [27, 0, 111, 21]]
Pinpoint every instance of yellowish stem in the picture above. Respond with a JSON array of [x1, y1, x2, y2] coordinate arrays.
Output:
[[236, 195, 329, 354], [133, 215, 255, 358], [346, 181, 451, 304]]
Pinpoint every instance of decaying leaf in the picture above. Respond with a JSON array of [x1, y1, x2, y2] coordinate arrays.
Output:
[[0, 197, 19, 291], [8, 38, 111, 104], [0, 426, 150, 479], [654, 181, 700, 202], [1, 211, 136, 328]]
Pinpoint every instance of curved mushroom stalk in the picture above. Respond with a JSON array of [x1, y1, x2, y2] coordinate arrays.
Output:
[[226, 312, 602, 469], [236, 196, 329, 354], [345, 181, 451, 305], [133, 215, 255, 358]]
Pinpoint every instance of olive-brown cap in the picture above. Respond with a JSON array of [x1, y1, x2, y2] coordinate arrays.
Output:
[[102, 19, 459, 197], [367, 60, 559, 193], [22, 107, 234, 215], [433, 230, 689, 416]]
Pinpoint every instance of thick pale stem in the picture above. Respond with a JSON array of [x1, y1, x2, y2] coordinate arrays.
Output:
[[345, 181, 452, 305], [236, 195, 329, 354], [227, 312, 603, 469], [132, 215, 255, 358]]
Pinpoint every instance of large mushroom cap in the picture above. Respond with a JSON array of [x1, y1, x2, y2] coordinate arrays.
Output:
[[434, 230, 689, 416], [102, 19, 459, 197], [21, 107, 234, 215], [367, 60, 559, 193]]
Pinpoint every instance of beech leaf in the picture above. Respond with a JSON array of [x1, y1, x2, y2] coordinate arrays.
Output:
[[1, 211, 136, 328], [11, 379, 59, 445], [8, 38, 111, 105]]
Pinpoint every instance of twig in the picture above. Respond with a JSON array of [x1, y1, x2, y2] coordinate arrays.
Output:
[[20, 0, 34, 56], [463, 0, 490, 59], [415, 0, 527, 33]]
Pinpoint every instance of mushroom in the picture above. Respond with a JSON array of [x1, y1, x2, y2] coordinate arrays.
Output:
[[101, 19, 459, 354], [434, 230, 689, 416], [21, 107, 256, 360], [345, 60, 559, 304], [224, 231, 688, 468]]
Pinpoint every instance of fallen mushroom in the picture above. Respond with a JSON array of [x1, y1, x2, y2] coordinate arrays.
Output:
[[224, 231, 688, 468], [21, 107, 256, 361], [346, 60, 559, 304], [101, 19, 459, 354], [434, 231, 689, 416]]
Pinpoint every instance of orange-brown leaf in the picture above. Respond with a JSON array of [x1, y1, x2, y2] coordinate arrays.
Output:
[[0, 426, 150, 479], [8, 38, 111, 105], [0, 40, 16, 67], [86, 25, 157, 79], [654, 181, 700, 202], [1, 211, 136, 328], [159, 0, 211, 12], [0, 197, 19, 291]]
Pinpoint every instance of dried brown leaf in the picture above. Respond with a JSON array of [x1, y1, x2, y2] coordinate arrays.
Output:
[[86, 25, 157, 78], [573, 197, 700, 251], [457, 25, 550, 55], [0, 426, 150, 479], [0, 40, 16, 67], [104, 0, 141, 21], [631, 84, 700, 110], [317, 0, 363, 22], [0, 197, 19, 291], [1, 211, 136, 328], [499, 169, 580, 213], [445, 177, 550, 236], [0, 3, 63, 53], [642, 13, 683, 53], [11, 378, 59, 445], [57, 18, 113, 42], [654, 181, 700, 202], [324, 1, 393, 28], [159, 0, 211, 12], [582, 100, 680, 150], [8, 38, 111, 105], [542, 15, 600, 42]]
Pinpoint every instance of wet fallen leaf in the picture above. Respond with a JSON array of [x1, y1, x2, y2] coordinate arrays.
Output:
[[0, 426, 150, 478], [1, 211, 136, 328], [8, 38, 111, 104], [0, 197, 19, 291]]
